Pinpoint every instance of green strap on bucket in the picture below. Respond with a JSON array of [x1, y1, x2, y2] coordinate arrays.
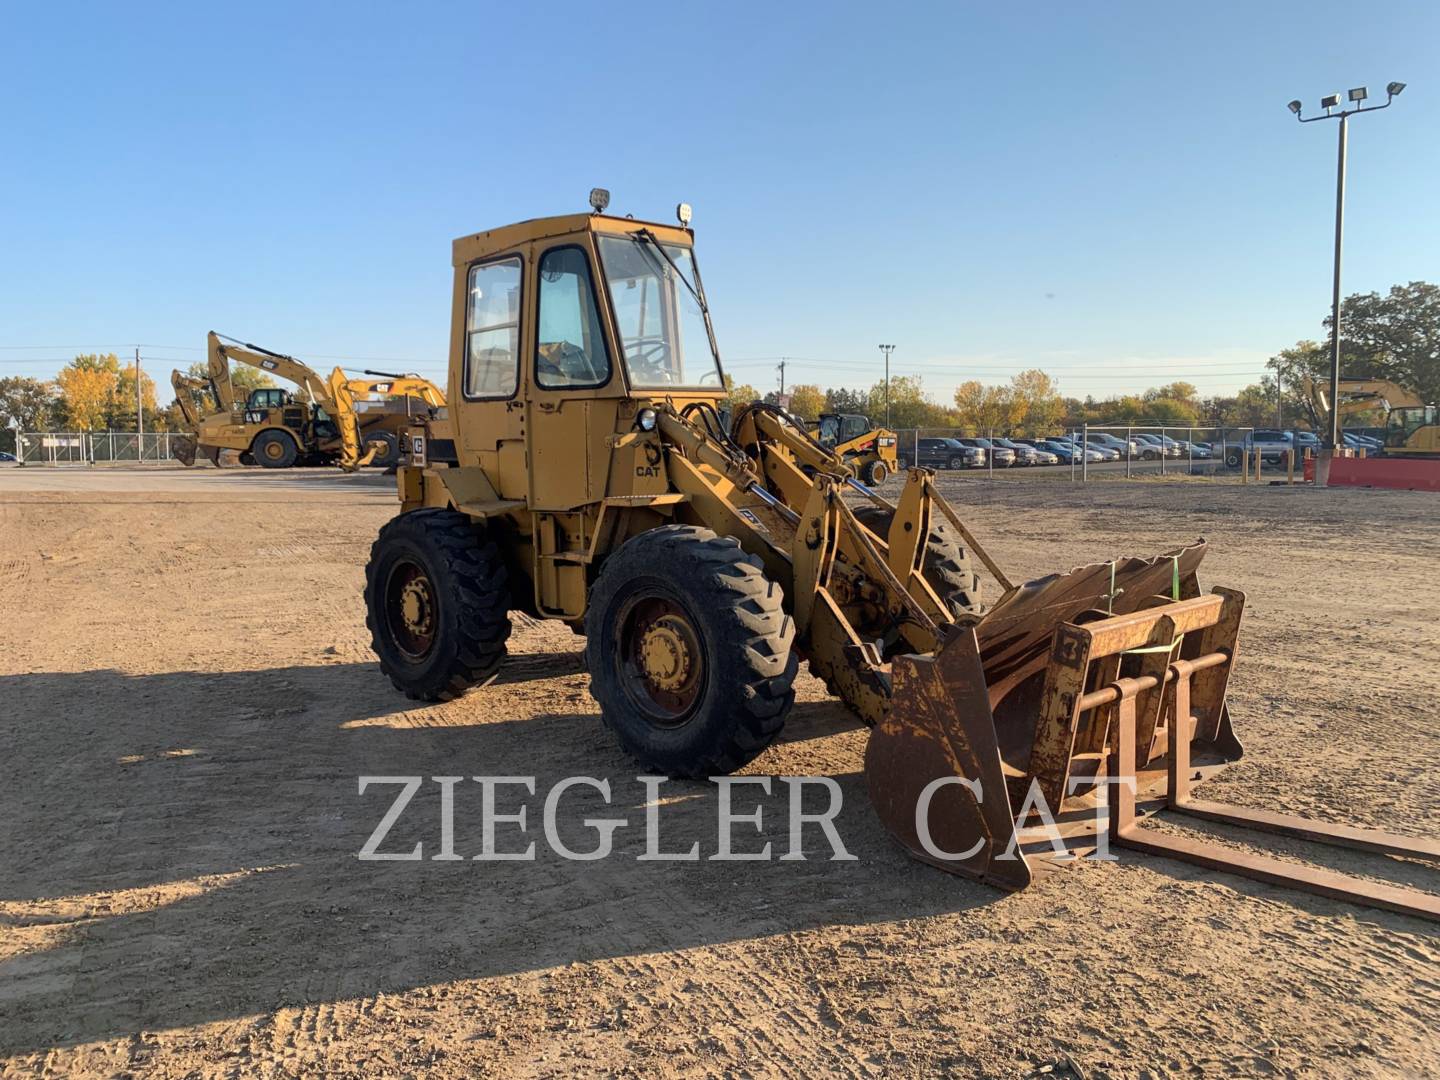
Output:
[[1119, 556, 1184, 655]]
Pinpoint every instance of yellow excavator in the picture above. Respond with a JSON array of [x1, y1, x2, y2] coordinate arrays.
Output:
[[1303, 375, 1440, 458], [359, 196, 1438, 920], [327, 369, 447, 472], [174, 332, 444, 470]]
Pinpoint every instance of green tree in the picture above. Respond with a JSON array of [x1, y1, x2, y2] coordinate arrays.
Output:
[[867, 374, 948, 430], [0, 376, 61, 431], [824, 387, 869, 416], [721, 374, 761, 409], [1325, 281, 1440, 400]]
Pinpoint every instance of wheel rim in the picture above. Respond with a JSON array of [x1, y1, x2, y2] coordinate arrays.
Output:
[[872, 463, 888, 483], [385, 559, 437, 660], [263, 439, 286, 461], [617, 594, 705, 726]]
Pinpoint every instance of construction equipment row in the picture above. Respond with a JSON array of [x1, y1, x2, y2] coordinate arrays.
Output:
[[171, 332, 445, 471]]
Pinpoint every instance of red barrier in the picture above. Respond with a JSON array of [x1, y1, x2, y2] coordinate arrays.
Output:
[[1322, 455, 1440, 492]]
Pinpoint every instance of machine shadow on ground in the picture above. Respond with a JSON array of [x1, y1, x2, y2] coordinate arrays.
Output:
[[1, 662, 995, 1054]]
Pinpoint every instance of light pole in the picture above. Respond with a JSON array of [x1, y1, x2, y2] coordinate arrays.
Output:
[[878, 344, 895, 427], [1288, 81, 1405, 450]]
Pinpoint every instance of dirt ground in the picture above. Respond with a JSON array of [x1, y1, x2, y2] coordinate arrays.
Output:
[[1, 466, 1437, 1079]]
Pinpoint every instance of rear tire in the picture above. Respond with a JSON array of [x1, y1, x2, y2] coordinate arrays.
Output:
[[252, 429, 298, 469], [365, 509, 512, 701], [852, 505, 983, 619], [946, 455, 965, 470], [585, 525, 797, 777], [860, 459, 888, 486], [366, 430, 400, 468]]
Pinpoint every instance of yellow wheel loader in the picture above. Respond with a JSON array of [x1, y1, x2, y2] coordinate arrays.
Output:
[[177, 333, 444, 470], [362, 197, 1438, 919]]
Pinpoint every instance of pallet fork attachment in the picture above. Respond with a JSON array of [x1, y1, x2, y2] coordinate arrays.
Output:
[[867, 561, 1440, 921]]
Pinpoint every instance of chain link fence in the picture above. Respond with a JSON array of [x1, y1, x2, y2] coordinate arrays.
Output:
[[17, 431, 183, 466], [889, 425, 1306, 482]]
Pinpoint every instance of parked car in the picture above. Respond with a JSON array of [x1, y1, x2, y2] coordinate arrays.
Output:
[[1132, 433, 1183, 459], [1341, 431, 1383, 454], [1025, 438, 1102, 464], [1085, 432, 1139, 459], [992, 437, 1053, 465], [1223, 430, 1295, 468], [1010, 438, 1062, 465], [897, 437, 984, 470], [1171, 439, 1211, 459], [1341, 430, 1384, 452], [0, 451, 16, 463], [955, 437, 1016, 467]]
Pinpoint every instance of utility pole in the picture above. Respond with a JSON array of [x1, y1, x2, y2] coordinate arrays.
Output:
[[1287, 81, 1405, 450], [135, 347, 143, 438], [777, 358, 787, 397], [878, 344, 895, 427]]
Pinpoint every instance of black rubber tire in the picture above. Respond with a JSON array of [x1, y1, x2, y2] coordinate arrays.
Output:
[[585, 525, 797, 777], [860, 458, 888, 486], [946, 455, 965, 470], [852, 505, 983, 619], [252, 429, 298, 469], [239, 451, 256, 466], [365, 509, 512, 701], [1224, 448, 1242, 469], [897, 454, 912, 469], [366, 430, 400, 468]]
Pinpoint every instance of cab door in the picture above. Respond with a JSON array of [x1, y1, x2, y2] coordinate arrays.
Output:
[[523, 240, 618, 512]]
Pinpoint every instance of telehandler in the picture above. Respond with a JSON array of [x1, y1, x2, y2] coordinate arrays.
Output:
[[363, 194, 1438, 919], [175, 332, 444, 470]]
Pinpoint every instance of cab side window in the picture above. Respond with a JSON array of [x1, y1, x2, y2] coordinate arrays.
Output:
[[464, 257, 522, 399], [535, 247, 611, 389]]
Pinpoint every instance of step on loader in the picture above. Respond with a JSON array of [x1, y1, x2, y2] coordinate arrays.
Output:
[[362, 193, 1438, 920]]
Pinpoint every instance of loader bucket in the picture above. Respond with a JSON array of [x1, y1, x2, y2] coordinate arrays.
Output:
[[866, 542, 1220, 890], [866, 541, 1440, 921], [173, 435, 198, 467]]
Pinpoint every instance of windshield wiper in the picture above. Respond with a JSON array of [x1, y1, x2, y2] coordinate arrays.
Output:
[[633, 229, 708, 316]]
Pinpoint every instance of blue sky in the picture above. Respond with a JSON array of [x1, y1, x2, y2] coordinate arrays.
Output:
[[2, 1, 1436, 402]]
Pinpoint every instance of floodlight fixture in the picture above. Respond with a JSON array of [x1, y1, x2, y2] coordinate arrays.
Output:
[[1348, 87, 1368, 102], [589, 187, 611, 213], [1387, 81, 1406, 97], [1288, 99, 1303, 115], [1320, 93, 1341, 109]]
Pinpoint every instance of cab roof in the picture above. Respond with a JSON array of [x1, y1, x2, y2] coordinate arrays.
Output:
[[451, 213, 695, 268]]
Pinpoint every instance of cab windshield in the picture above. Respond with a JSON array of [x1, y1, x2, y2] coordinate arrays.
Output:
[[596, 234, 724, 390]]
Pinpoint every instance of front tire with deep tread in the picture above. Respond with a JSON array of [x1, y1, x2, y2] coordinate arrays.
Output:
[[852, 505, 983, 619], [365, 509, 512, 701], [585, 525, 797, 777]]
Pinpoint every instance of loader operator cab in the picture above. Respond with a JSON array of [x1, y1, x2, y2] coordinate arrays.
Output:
[[816, 413, 872, 449], [458, 215, 724, 406]]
